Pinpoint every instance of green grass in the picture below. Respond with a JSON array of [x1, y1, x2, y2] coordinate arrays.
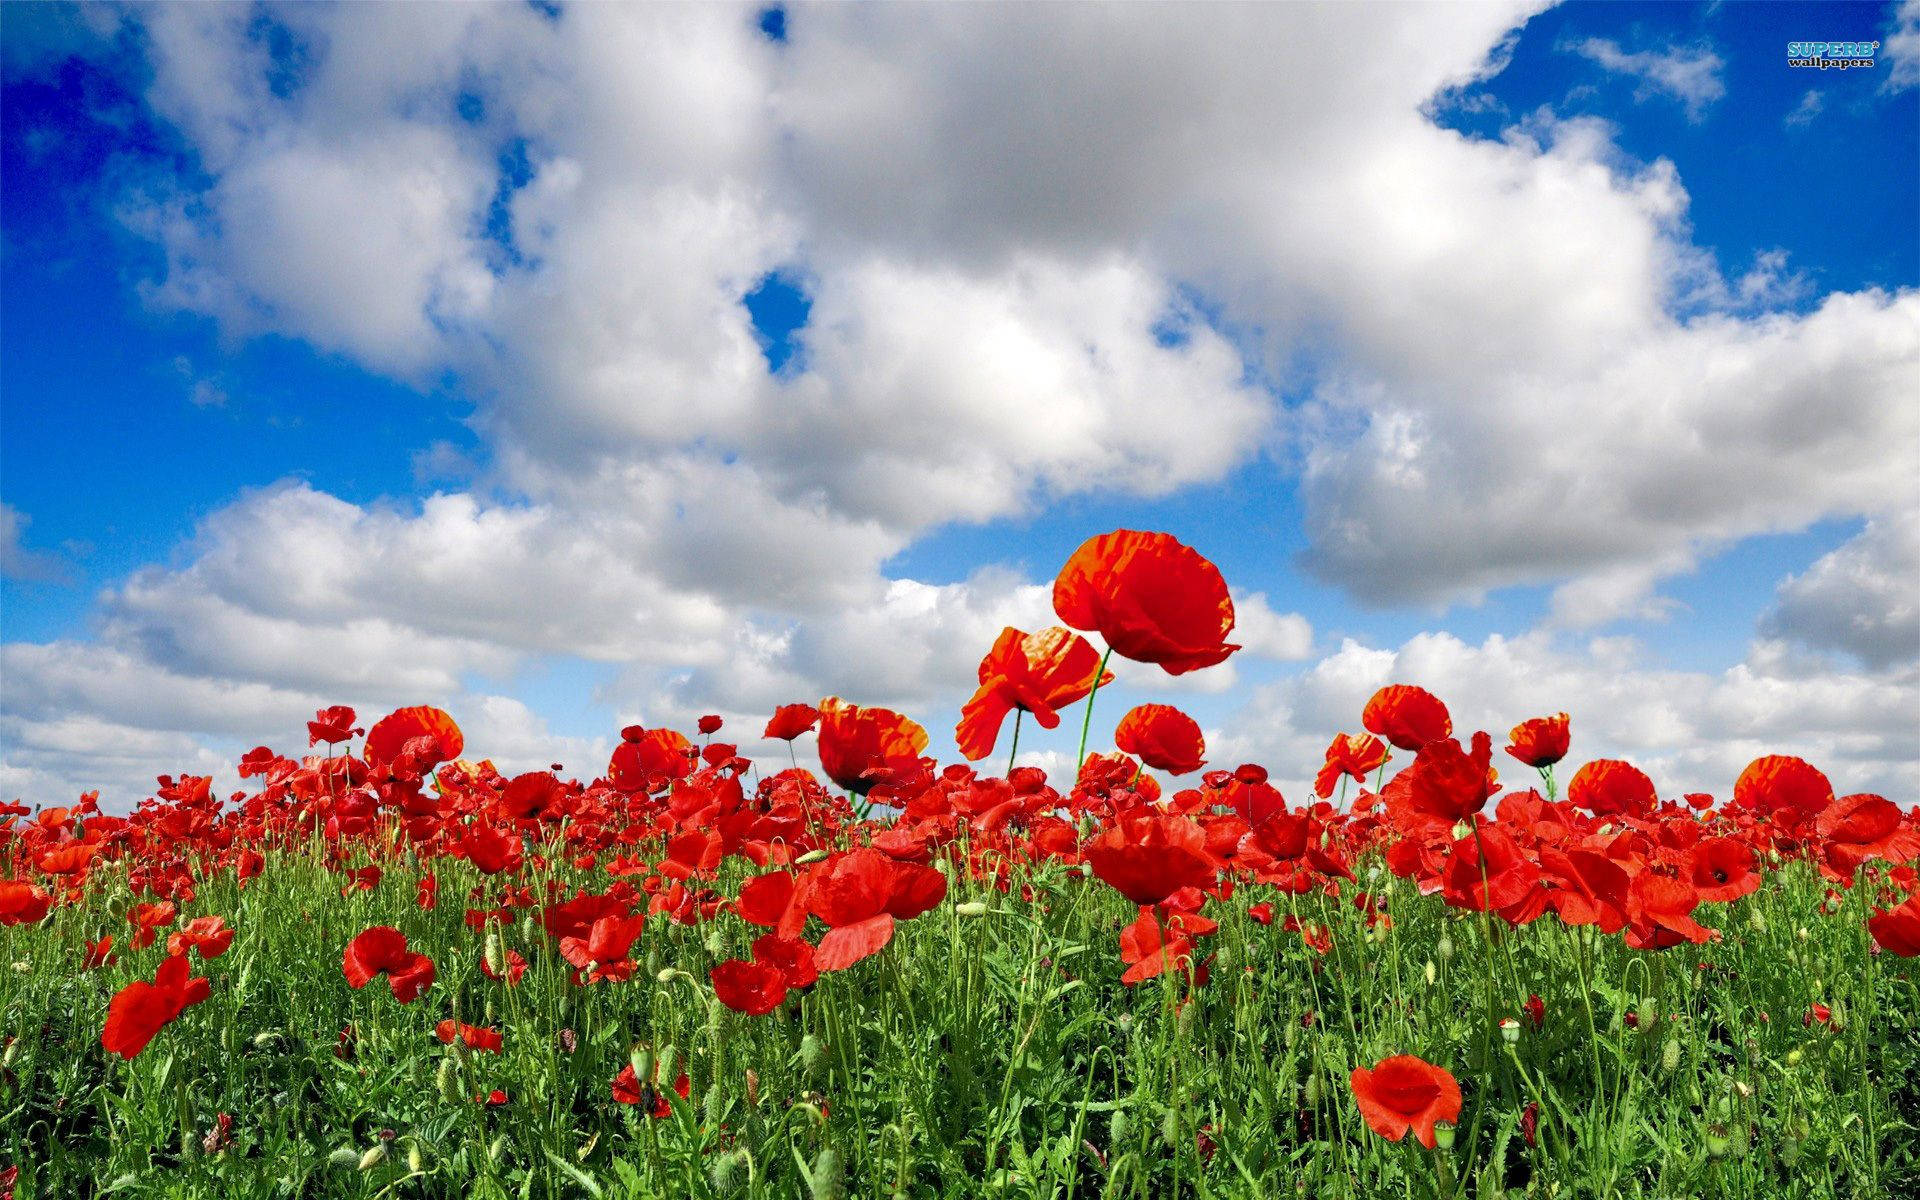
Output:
[[3, 839, 1915, 1199]]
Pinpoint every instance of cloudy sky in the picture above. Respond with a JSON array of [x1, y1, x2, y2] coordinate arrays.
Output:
[[3, 1, 1916, 810]]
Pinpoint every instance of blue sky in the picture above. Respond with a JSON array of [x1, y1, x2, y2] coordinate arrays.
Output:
[[3, 2, 1916, 808]]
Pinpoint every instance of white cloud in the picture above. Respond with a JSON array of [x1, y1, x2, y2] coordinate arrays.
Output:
[[1763, 511, 1920, 670], [1886, 0, 1920, 93], [0, 503, 68, 583], [1785, 89, 1824, 129], [6, 4, 1915, 805], [1567, 36, 1726, 121]]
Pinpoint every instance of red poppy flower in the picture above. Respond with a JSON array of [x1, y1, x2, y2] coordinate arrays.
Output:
[[1349, 1055, 1462, 1148], [101, 953, 211, 1059], [457, 822, 524, 876], [0, 881, 51, 926], [166, 916, 234, 960], [1396, 733, 1498, 826], [1687, 837, 1760, 904], [615, 1067, 690, 1117], [752, 933, 819, 989], [956, 627, 1111, 761], [363, 706, 463, 768], [1624, 874, 1712, 950], [307, 705, 361, 746], [342, 926, 436, 1003], [1314, 733, 1388, 798], [559, 913, 646, 984], [806, 848, 947, 971], [1567, 759, 1656, 820], [1118, 908, 1215, 986], [475, 1089, 509, 1107], [1052, 530, 1239, 675], [1734, 755, 1833, 823], [1113, 704, 1207, 776], [436, 1020, 503, 1053], [711, 959, 788, 1015], [1505, 713, 1570, 768], [1361, 686, 1451, 752], [815, 699, 929, 794], [763, 703, 821, 741], [1522, 993, 1545, 1030], [1868, 895, 1920, 957], [607, 727, 695, 793], [128, 901, 178, 950], [1085, 812, 1218, 906], [697, 714, 724, 735]]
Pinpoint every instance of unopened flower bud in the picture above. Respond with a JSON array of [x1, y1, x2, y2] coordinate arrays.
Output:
[[1662, 1039, 1681, 1072], [955, 901, 988, 917], [809, 1147, 845, 1200], [1500, 1018, 1521, 1044], [358, 1145, 388, 1171], [796, 848, 830, 865]]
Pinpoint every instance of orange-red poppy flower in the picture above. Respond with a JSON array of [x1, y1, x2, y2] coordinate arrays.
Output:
[[0, 881, 51, 926], [806, 848, 947, 971], [1505, 713, 1570, 768], [1361, 686, 1452, 752], [1687, 837, 1760, 904], [1112, 704, 1206, 775], [815, 698, 929, 794], [1349, 1055, 1462, 1148], [1624, 874, 1712, 950], [607, 727, 695, 793], [166, 915, 233, 961], [435, 1020, 503, 1053], [1085, 812, 1218, 906], [711, 959, 789, 1015], [101, 953, 211, 1059], [1314, 732, 1389, 798], [364, 706, 463, 768], [1053, 530, 1239, 675], [307, 705, 361, 747], [1567, 759, 1656, 820], [763, 703, 821, 741], [1734, 755, 1833, 823], [342, 926, 436, 1003], [1868, 895, 1920, 957], [956, 627, 1111, 761]]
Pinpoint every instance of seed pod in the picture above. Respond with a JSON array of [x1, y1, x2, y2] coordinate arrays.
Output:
[[710, 1149, 742, 1193], [809, 1147, 846, 1200], [358, 1145, 388, 1171], [630, 1045, 654, 1085], [1434, 1122, 1456, 1150]]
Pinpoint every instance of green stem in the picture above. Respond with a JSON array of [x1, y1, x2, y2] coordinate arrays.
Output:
[[1074, 648, 1115, 774], [1007, 708, 1024, 778]]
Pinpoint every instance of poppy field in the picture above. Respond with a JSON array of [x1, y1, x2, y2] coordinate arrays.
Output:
[[2, 530, 1916, 1199]]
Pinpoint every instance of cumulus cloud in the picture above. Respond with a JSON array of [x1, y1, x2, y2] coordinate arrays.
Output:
[[1763, 511, 1920, 670], [4, 4, 1914, 804], [1566, 37, 1726, 121], [0, 503, 69, 583], [1886, 0, 1920, 93]]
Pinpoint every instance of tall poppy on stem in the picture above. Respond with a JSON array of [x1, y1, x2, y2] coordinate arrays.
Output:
[[102, 953, 211, 1059], [815, 699, 928, 795], [1112, 704, 1206, 776], [955, 626, 1112, 766], [1053, 530, 1239, 768]]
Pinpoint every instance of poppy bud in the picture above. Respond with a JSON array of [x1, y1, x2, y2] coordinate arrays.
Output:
[[250, 1030, 280, 1049], [1, 1039, 18, 1067], [488, 1134, 508, 1162], [437, 1058, 462, 1103], [1424, 960, 1436, 986], [799, 1034, 825, 1079], [796, 848, 830, 865], [358, 1145, 388, 1171], [1662, 1040, 1681, 1072], [407, 1144, 424, 1173], [710, 1150, 742, 1193], [1109, 1109, 1130, 1149], [1304, 1073, 1322, 1106], [1748, 911, 1767, 933], [704, 1079, 726, 1126], [955, 901, 988, 917], [1785, 1048, 1803, 1067], [483, 931, 504, 976], [1500, 1018, 1521, 1044], [809, 1147, 846, 1200], [1436, 935, 1454, 962], [328, 1147, 359, 1167], [1160, 1106, 1182, 1148], [656, 1043, 677, 1083]]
